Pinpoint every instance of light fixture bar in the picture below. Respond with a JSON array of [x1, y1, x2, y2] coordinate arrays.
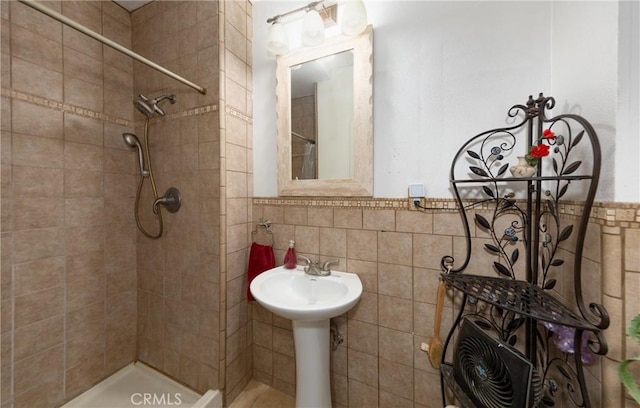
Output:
[[267, 0, 325, 24]]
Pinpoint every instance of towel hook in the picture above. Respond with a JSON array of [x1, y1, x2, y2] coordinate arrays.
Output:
[[252, 218, 275, 246]]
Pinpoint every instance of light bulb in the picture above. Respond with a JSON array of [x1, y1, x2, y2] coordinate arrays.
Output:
[[301, 9, 325, 46], [267, 22, 289, 55], [342, 0, 368, 36]]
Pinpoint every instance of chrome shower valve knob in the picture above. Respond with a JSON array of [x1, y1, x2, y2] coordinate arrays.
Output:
[[152, 187, 182, 214]]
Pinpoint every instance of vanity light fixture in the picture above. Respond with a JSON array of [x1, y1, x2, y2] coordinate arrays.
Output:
[[266, 0, 367, 56], [341, 0, 368, 36], [301, 8, 325, 46], [267, 19, 289, 55]]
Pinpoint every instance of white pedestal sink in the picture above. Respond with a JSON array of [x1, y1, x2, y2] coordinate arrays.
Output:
[[250, 266, 363, 408]]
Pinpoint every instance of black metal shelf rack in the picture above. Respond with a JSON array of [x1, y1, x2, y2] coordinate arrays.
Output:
[[439, 94, 609, 408]]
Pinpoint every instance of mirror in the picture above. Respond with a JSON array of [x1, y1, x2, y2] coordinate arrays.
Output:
[[291, 50, 354, 180], [277, 25, 373, 196]]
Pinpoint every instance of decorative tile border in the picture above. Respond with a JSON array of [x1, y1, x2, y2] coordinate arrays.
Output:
[[225, 105, 252, 124], [2, 87, 135, 126], [180, 104, 219, 118], [560, 200, 640, 227], [2, 87, 219, 126], [254, 197, 416, 210], [254, 197, 488, 211], [253, 196, 640, 227]]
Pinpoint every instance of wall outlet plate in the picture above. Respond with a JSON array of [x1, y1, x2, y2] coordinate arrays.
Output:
[[408, 183, 426, 198], [408, 197, 426, 211]]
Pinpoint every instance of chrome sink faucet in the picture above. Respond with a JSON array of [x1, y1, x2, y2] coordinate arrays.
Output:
[[322, 259, 340, 274], [298, 256, 340, 276]]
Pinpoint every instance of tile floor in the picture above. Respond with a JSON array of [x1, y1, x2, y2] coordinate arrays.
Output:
[[228, 380, 295, 408]]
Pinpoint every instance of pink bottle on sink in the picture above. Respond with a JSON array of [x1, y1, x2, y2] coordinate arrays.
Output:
[[283, 240, 297, 269]]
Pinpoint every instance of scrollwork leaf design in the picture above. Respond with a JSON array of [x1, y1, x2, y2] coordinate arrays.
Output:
[[507, 317, 525, 331], [475, 214, 491, 230], [563, 161, 582, 175], [544, 279, 557, 290], [558, 365, 572, 380], [550, 259, 564, 266], [559, 225, 573, 242], [511, 248, 519, 264], [508, 335, 517, 346], [470, 166, 489, 177], [572, 130, 584, 148], [482, 185, 494, 198], [497, 163, 509, 177], [552, 158, 558, 174], [467, 150, 481, 160], [485, 243, 501, 254], [494, 262, 511, 277], [558, 183, 568, 199], [500, 200, 515, 210]]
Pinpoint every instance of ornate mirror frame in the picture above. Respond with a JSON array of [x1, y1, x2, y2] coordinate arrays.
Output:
[[276, 25, 373, 196]]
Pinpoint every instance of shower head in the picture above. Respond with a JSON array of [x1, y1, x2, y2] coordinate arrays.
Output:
[[123, 132, 141, 148], [133, 96, 155, 118], [133, 93, 177, 118], [122, 133, 148, 177]]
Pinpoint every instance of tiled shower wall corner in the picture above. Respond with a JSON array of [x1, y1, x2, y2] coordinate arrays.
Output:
[[251, 198, 640, 408], [219, 1, 254, 404], [132, 0, 256, 401], [130, 1, 222, 394], [1, 2, 137, 406]]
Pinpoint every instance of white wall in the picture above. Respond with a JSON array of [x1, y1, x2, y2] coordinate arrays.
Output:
[[551, 1, 619, 201], [615, 0, 640, 202], [254, 1, 636, 201]]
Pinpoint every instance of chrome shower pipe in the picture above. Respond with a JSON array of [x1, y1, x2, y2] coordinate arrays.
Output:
[[18, 0, 207, 95]]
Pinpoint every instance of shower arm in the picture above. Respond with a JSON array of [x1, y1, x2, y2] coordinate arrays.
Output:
[[18, 0, 206, 95]]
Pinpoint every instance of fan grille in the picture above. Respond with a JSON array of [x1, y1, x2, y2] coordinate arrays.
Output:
[[458, 335, 514, 407], [453, 319, 538, 408]]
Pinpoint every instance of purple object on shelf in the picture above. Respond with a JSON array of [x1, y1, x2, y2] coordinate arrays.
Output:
[[542, 322, 595, 364]]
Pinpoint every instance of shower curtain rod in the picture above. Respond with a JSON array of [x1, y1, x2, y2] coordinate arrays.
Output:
[[292, 131, 316, 144], [18, 0, 207, 95]]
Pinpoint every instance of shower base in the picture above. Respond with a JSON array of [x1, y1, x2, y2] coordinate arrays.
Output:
[[61, 361, 222, 408]]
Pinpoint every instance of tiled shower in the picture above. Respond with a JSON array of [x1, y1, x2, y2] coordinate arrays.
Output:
[[1, 1, 253, 406]]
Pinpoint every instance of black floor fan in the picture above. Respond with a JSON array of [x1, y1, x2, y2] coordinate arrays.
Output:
[[453, 319, 542, 408]]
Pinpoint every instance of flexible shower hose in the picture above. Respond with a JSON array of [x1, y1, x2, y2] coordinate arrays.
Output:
[[133, 118, 164, 239]]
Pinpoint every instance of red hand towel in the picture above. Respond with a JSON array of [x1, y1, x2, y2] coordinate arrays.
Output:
[[247, 242, 276, 301]]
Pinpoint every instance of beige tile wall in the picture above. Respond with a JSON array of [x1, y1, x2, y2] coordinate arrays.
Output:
[[252, 199, 640, 408], [220, 1, 254, 405], [130, 0, 224, 395], [1, 1, 137, 406], [250, 203, 451, 408], [1, 1, 249, 405]]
